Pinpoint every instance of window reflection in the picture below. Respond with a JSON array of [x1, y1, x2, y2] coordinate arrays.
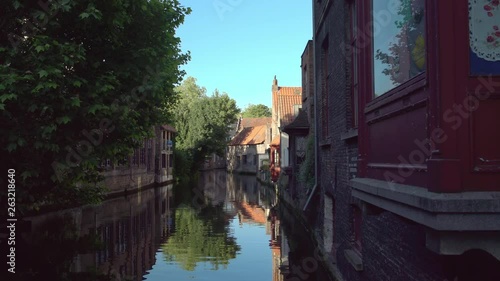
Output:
[[373, 0, 426, 97]]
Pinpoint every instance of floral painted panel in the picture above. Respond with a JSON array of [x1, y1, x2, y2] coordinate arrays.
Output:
[[469, 0, 500, 74]]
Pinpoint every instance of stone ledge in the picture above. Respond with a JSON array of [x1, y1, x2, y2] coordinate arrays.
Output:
[[350, 178, 500, 231], [349, 178, 500, 231], [351, 178, 500, 213], [340, 128, 358, 141], [351, 178, 500, 261], [426, 230, 500, 261], [344, 249, 363, 272]]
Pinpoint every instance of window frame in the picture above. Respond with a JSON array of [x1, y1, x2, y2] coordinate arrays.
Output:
[[368, 0, 428, 103]]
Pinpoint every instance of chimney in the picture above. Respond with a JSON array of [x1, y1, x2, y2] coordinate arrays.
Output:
[[272, 75, 278, 92]]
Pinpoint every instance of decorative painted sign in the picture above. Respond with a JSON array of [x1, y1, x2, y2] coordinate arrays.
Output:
[[469, 0, 500, 74]]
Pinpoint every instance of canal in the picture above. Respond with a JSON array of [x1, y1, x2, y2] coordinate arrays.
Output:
[[13, 171, 334, 281]]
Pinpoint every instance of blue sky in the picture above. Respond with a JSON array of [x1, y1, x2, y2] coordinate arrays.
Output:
[[176, 0, 313, 109]]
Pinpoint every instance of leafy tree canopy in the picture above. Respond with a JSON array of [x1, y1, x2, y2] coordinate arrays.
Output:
[[241, 103, 271, 118], [0, 0, 190, 211], [170, 77, 239, 169]]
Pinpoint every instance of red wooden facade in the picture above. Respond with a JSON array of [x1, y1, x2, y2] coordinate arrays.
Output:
[[355, 0, 500, 192]]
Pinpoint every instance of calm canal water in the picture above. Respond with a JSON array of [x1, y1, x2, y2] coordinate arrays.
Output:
[[12, 171, 333, 281]]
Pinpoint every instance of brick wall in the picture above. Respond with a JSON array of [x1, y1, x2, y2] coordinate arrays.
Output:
[[309, 0, 476, 280], [295, 0, 500, 280]]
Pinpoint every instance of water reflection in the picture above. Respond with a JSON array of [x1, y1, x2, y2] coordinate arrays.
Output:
[[15, 171, 329, 281], [15, 185, 173, 281], [153, 171, 278, 280]]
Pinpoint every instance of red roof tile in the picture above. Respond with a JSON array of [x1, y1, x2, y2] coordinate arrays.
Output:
[[271, 135, 280, 146], [229, 125, 267, 146], [278, 94, 302, 127], [241, 117, 271, 129]]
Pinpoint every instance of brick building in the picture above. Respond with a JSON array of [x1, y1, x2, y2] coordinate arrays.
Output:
[[102, 124, 176, 194], [294, 0, 500, 281], [227, 117, 272, 174], [270, 77, 302, 182]]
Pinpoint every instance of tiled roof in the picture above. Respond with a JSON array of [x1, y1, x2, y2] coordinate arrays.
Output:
[[272, 86, 301, 118], [278, 94, 302, 127], [229, 125, 267, 146], [241, 117, 271, 129], [271, 135, 280, 146], [161, 124, 177, 132]]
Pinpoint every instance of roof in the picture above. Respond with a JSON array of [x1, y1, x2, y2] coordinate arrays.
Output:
[[240, 117, 271, 129], [278, 94, 302, 127], [283, 109, 309, 134], [272, 86, 302, 117], [161, 124, 177, 133], [271, 135, 280, 146], [229, 125, 267, 146]]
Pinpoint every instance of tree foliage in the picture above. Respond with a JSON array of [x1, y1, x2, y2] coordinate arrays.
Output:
[[171, 77, 239, 170], [241, 103, 271, 118], [0, 0, 190, 211]]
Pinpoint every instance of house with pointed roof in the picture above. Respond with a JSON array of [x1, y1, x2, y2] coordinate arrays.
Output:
[[269, 76, 302, 182], [227, 117, 272, 174]]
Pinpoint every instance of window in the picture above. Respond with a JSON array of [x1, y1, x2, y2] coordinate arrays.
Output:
[[168, 154, 173, 168], [133, 150, 139, 166], [372, 0, 426, 97], [140, 147, 146, 164], [161, 154, 166, 168], [321, 37, 330, 138], [293, 104, 302, 116], [350, 0, 359, 127], [243, 155, 247, 164]]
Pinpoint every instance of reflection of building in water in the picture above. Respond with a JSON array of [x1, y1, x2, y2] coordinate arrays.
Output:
[[269, 207, 290, 281], [223, 171, 285, 281], [23, 184, 174, 280], [224, 172, 278, 227]]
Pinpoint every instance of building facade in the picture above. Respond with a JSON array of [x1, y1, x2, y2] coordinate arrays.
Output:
[[284, 1, 500, 280], [101, 124, 176, 194], [270, 77, 303, 182], [227, 117, 272, 174]]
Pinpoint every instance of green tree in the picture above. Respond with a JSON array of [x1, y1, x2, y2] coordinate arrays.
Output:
[[0, 0, 190, 211], [241, 103, 272, 118], [171, 77, 239, 170]]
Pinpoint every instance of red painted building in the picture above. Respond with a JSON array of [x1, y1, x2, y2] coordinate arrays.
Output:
[[352, 0, 500, 257], [299, 0, 500, 280]]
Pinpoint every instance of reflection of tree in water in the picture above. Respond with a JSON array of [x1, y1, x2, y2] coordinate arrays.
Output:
[[162, 203, 241, 271], [375, 0, 425, 88]]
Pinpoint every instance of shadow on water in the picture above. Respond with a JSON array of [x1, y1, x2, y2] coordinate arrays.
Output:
[[6, 171, 332, 281], [7, 185, 174, 281]]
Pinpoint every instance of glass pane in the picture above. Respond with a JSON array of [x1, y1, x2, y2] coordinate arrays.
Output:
[[373, 0, 426, 97]]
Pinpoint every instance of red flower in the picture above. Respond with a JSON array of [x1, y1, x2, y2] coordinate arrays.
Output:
[[485, 5, 492, 10], [492, 0, 500, 6], [487, 36, 495, 42], [495, 25, 500, 31], [495, 31, 500, 37], [488, 11, 494, 17]]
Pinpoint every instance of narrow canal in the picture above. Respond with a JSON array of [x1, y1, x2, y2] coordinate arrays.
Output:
[[13, 171, 334, 281]]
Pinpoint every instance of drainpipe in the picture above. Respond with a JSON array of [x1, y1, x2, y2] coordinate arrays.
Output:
[[303, 31, 319, 211]]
